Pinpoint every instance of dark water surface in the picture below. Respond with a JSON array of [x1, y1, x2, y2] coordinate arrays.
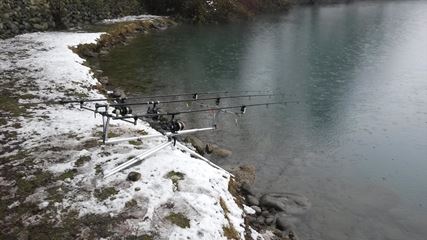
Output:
[[99, 1, 427, 239]]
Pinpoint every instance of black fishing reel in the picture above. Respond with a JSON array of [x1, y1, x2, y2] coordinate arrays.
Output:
[[161, 119, 186, 133], [112, 106, 133, 116], [147, 102, 161, 120]]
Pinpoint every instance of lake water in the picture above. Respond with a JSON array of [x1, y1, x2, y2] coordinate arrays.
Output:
[[99, 1, 427, 239]]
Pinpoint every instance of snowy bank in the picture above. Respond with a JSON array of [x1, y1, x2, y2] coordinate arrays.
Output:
[[0, 31, 262, 239]]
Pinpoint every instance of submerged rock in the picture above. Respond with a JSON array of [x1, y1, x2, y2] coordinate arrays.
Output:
[[184, 136, 205, 155], [259, 193, 311, 215], [241, 182, 256, 196], [276, 214, 300, 237], [211, 147, 232, 158], [206, 143, 232, 158]]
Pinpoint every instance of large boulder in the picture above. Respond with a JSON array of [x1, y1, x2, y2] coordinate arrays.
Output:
[[259, 193, 311, 215], [231, 164, 256, 185]]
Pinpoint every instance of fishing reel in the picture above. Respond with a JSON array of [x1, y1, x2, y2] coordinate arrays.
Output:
[[112, 106, 133, 116], [147, 101, 161, 120], [160, 119, 186, 133]]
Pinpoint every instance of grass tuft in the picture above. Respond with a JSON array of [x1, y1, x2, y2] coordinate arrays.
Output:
[[165, 212, 190, 228]]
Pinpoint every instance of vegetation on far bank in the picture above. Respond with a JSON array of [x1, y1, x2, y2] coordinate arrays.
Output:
[[141, 0, 292, 23]]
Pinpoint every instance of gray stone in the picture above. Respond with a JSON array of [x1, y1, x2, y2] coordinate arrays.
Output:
[[259, 192, 311, 215], [246, 215, 257, 224], [184, 136, 205, 155], [111, 88, 126, 99], [261, 210, 270, 217], [250, 205, 261, 214], [246, 195, 259, 206], [99, 76, 109, 85], [276, 214, 300, 232], [211, 147, 232, 158], [127, 171, 141, 182], [241, 182, 256, 196], [256, 216, 265, 225], [205, 143, 216, 154], [265, 217, 275, 225], [276, 215, 294, 231]]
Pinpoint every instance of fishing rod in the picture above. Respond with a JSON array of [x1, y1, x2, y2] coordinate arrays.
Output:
[[109, 101, 300, 120], [96, 93, 283, 109], [20, 90, 273, 106]]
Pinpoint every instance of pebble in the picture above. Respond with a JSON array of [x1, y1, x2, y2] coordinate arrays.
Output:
[[251, 205, 262, 214], [127, 172, 141, 182]]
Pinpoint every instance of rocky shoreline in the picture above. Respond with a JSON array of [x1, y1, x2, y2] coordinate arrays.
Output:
[[73, 17, 311, 239]]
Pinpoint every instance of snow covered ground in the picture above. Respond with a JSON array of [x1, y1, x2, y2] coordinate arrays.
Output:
[[0, 32, 261, 239], [101, 15, 163, 24]]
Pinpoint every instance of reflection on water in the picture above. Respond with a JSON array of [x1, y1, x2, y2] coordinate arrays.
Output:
[[99, 1, 427, 239]]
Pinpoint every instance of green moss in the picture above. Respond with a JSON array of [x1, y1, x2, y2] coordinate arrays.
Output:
[[57, 169, 78, 181], [95, 164, 103, 175], [16, 171, 53, 196], [0, 94, 26, 116], [165, 171, 185, 191], [46, 186, 66, 203], [80, 139, 99, 149], [128, 140, 142, 146], [107, 131, 121, 138], [0, 118, 7, 126], [75, 155, 91, 167], [94, 187, 119, 201], [165, 212, 190, 228]]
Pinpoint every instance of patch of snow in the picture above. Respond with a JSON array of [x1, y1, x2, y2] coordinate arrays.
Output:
[[101, 15, 163, 24]]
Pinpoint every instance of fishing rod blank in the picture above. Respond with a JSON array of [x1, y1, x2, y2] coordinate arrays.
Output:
[[110, 101, 299, 120], [21, 90, 273, 106], [97, 93, 284, 108]]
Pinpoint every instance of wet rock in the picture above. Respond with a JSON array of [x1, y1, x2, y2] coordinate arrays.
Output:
[[184, 136, 205, 155], [241, 182, 256, 196], [99, 76, 109, 85], [251, 205, 261, 214], [259, 193, 311, 215], [211, 147, 232, 158], [276, 214, 300, 232], [276, 216, 294, 231], [256, 216, 265, 225], [246, 195, 259, 206], [111, 88, 126, 99], [265, 217, 275, 225], [246, 215, 257, 224], [231, 164, 256, 185], [127, 172, 141, 182], [205, 143, 216, 154], [206, 143, 232, 158], [261, 210, 270, 217]]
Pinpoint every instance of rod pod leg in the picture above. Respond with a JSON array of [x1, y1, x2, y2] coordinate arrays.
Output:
[[104, 141, 173, 178]]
